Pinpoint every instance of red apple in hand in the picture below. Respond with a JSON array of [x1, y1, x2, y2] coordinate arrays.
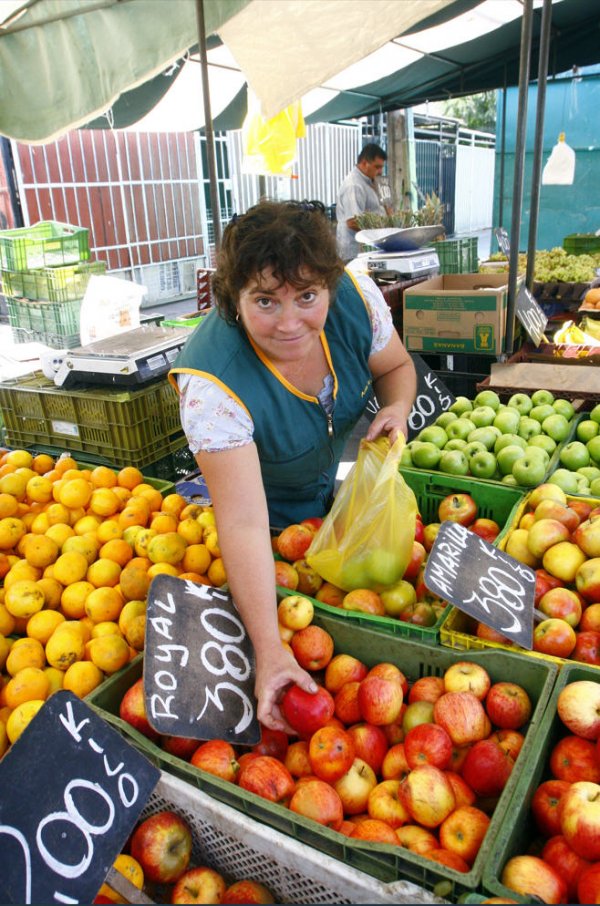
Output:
[[171, 867, 226, 904], [130, 810, 192, 883], [282, 684, 334, 737]]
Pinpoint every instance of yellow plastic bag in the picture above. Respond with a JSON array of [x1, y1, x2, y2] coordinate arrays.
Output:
[[306, 435, 417, 591]]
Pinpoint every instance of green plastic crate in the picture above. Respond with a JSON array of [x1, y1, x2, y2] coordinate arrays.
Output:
[[432, 238, 479, 274], [0, 221, 90, 270], [161, 312, 207, 329], [482, 662, 599, 902], [563, 233, 600, 256], [0, 371, 184, 467], [87, 609, 558, 900], [1, 260, 106, 302], [6, 296, 83, 348], [278, 470, 525, 644]]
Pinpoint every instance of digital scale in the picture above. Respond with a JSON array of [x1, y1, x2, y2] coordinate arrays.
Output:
[[366, 247, 440, 279], [356, 224, 444, 281], [48, 324, 192, 388]]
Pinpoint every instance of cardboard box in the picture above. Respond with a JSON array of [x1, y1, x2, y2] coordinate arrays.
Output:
[[403, 273, 517, 355]]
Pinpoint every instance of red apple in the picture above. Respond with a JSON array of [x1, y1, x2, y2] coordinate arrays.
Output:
[[433, 691, 489, 746], [532, 618, 577, 658], [572, 629, 600, 665], [559, 780, 600, 860], [404, 722, 452, 770], [308, 725, 355, 783], [333, 681, 362, 725], [291, 625, 334, 671], [171, 867, 226, 904], [461, 738, 514, 797], [470, 518, 501, 543], [568, 499, 593, 523], [439, 805, 490, 865], [237, 752, 260, 771], [541, 835, 591, 904], [448, 743, 472, 774], [324, 653, 368, 693], [395, 824, 438, 855], [357, 675, 403, 726], [381, 743, 410, 781], [292, 559, 323, 596], [252, 725, 289, 761], [277, 594, 314, 631], [341, 588, 385, 616], [408, 676, 445, 705], [379, 579, 416, 618], [527, 518, 571, 559], [367, 663, 408, 697], [346, 723, 388, 774], [475, 621, 513, 645], [277, 524, 315, 561], [350, 817, 399, 845], [402, 700, 434, 735], [282, 684, 335, 737], [414, 514, 425, 544], [221, 880, 275, 904], [119, 677, 159, 741], [422, 522, 441, 552], [534, 568, 564, 605], [161, 734, 201, 761], [579, 603, 600, 633], [238, 755, 295, 805], [485, 682, 532, 730], [443, 661, 491, 700], [289, 778, 344, 829], [534, 498, 580, 533], [190, 739, 239, 783], [367, 779, 410, 829], [543, 541, 586, 584], [488, 729, 525, 761], [130, 810, 192, 883], [300, 516, 323, 533], [531, 779, 572, 837], [578, 862, 600, 906], [400, 764, 456, 828], [274, 560, 299, 590], [402, 541, 426, 581], [438, 493, 477, 526], [445, 771, 476, 808], [333, 757, 378, 815], [424, 848, 470, 873], [557, 680, 600, 740], [573, 518, 600, 559], [538, 586, 583, 628], [501, 855, 567, 904], [550, 735, 600, 783], [383, 718, 405, 746], [284, 740, 312, 778], [315, 582, 345, 608], [576, 557, 600, 602]]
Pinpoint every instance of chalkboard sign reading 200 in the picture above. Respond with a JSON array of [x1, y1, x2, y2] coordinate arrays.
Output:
[[144, 574, 261, 744]]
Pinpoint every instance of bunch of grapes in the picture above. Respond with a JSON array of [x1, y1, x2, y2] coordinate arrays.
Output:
[[481, 248, 600, 283]]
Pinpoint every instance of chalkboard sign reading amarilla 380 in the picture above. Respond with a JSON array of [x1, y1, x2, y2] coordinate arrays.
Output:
[[424, 521, 537, 649], [0, 691, 159, 906], [144, 574, 261, 745]]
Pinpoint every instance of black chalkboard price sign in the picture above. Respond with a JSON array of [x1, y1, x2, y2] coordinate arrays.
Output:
[[515, 283, 548, 347], [424, 521, 536, 649], [144, 574, 261, 745], [0, 691, 159, 906]]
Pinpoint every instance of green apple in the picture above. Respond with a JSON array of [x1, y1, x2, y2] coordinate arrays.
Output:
[[469, 405, 497, 428], [507, 392, 533, 415], [469, 450, 497, 479], [578, 465, 600, 483], [590, 477, 600, 496], [449, 396, 473, 415], [541, 413, 571, 443], [496, 444, 527, 476], [590, 404, 600, 425], [417, 425, 448, 449], [518, 416, 542, 441], [400, 446, 413, 468], [340, 557, 370, 589], [530, 403, 556, 424], [435, 411, 458, 430], [365, 549, 404, 587], [468, 426, 500, 450], [577, 475, 590, 493], [380, 580, 417, 617], [552, 398, 575, 421], [494, 433, 527, 454], [524, 445, 550, 470], [463, 441, 488, 458], [445, 438, 468, 451], [411, 441, 442, 470], [474, 389, 501, 410], [501, 474, 519, 485], [559, 441, 590, 471], [439, 449, 469, 476], [531, 389, 555, 406], [493, 409, 521, 434], [576, 419, 599, 443], [528, 434, 557, 456], [511, 454, 549, 488], [587, 435, 600, 464], [446, 418, 476, 441], [548, 468, 580, 495]]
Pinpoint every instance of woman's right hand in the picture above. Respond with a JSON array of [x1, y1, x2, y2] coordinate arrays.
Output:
[[254, 644, 318, 734]]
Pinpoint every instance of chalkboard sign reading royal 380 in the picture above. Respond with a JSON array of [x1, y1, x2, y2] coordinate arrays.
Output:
[[144, 574, 261, 745], [424, 521, 537, 649], [0, 691, 159, 906]]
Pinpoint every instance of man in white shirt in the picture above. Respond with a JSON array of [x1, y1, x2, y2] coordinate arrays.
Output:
[[336, 143, 389, 262]]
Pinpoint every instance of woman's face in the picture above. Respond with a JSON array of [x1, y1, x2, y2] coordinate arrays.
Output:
[[237, 267, 330, 366]]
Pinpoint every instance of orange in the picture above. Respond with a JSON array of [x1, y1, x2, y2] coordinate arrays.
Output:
[[100, 539, 133, 567], [61, 580, 95, 619], [178, 571, 209, 584], [5, 449, 33, 470], [32, 453, 55, 475], [5, 579, 45, 619], [147, 532, 187, 565], [118, 600, 146, 635], [0, 635, 12, 671], [147, 562, 180, 578], [27, 609, 65, 644], [160, 493, 187, 519], [87, 558, 122, 589], [182, 543, 211, 575], [90, 465, 118, 489], [180, 503, 203, 520], [96, 519, 123, 543], [6, 700, 45, 743], [0, 516, 26, 550], [59, 478, 92, 509], [44, 666, 65, 695], [89, 488, 121, 517], [6, 637, 46, 675], [122, 525, 145, 547], [85, 586, 123, 623], [205, 531, 221, 558], [4, 561, 39, 588], [72, 514, 102, 536], [0, 552, 10, 579], [45, 503, 72, 526], [117, 466, 144, 490], [0, 493, 18, 518], [63, 533, 99, 565], [60, 468, 83, 482], [67, 506, 87, 526], [124, 614, 146, 650], [62, 661, 104, 698], [45, 626, 86, 670], [207, 557, 227, 587], [131, 484, 163, 513], [119, 563, 151, 602], [35, 577, 63, 610], [90, 621, 123, 639], [197, 509, 216, 531], [0, 472, 28, 501], [24, 534, 59, 569], [26, 475, 53, 504], [30, 512, 51, 534], [0, 603, 16, 636], [61, 619, 92, 643], [87, 635, 130, 674], [112, 486, 132, 506], [177, 518, 204, 545], [53, 551, 89, 585], [45, 522, 75, 547], [4, 667, 50, 709], [118, 506, 149, 529], [54, 455, 79, 476], [149, 512, 178, 535], [133, 528, 157, 558]]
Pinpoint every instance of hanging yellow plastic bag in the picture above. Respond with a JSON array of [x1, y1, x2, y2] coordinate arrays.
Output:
[[306, 435, 417, 591]]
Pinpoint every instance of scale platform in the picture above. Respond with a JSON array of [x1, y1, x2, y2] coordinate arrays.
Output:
[[366, 247, 440, 279], [51, 324, 192, 388]]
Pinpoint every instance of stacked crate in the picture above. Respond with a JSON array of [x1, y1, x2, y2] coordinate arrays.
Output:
[[0, 220, 106, 348]]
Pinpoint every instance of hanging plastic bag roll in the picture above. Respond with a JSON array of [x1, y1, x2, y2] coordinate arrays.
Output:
[[542, 132, 576, 186], [306, 434, 417, 591]]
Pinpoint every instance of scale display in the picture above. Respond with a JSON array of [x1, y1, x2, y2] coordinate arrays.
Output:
[[367, 248, 440, 278]]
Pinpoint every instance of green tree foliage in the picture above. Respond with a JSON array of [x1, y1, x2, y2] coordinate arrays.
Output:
[[442, 91, 497, 133]]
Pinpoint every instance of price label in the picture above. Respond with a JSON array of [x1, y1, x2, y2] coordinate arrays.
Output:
[[144, 574, 261, 745], [424, 521, 536, 649], [0, 691, 159, 906], [494, 227, 510, 257], [516, 283, 548, 346]]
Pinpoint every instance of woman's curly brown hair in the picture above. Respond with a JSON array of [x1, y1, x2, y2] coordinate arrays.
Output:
[[212, 200, 345, 324]]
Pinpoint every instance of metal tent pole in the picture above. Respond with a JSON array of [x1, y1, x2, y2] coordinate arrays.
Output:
[[526, 0, 553, 291], [196, 0, 222, 250], [505, 0, 534, 354]]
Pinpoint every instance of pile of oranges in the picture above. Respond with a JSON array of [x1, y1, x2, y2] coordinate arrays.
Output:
[[0, 447, 223, 756]]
